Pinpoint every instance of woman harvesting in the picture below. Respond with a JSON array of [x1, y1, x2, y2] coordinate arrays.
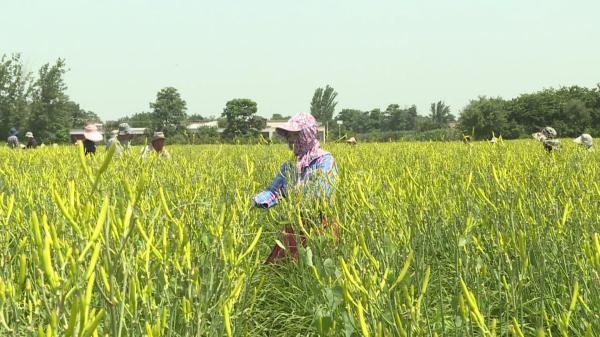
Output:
[[253, 112, 337, 264]]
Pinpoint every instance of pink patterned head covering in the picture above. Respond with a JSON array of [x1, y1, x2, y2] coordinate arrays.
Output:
[[276, 112, 327, 170]]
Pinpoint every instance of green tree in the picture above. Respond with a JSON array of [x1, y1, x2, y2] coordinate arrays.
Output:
[[120, 112, 154, 127], [150, 87, 188, 133], [28, 58, 72, 143], [310, 85, 338, 126], [188, 113, 205, 121], [221, 98, 261, 138], [271, 113, 289, 121], [71, 104, 100, 128], [335, 109, 369, 133], [429, 101, 455, 127], [385, 104, 418, 131], [458, 96, 519, 138], [0, 53, 33, 136]]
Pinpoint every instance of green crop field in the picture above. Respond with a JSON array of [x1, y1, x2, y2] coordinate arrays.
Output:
[[0, 141, 598, 337]]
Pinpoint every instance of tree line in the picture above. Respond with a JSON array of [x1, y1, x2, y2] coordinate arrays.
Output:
[[0, 54, 100, 142], [2, 53, 598, 144]]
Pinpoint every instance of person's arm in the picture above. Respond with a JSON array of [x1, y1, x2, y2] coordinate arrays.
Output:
[[253, 162, 292, 208]]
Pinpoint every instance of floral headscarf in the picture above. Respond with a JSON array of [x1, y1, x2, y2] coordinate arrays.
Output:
[[276, 112, 327, 170]]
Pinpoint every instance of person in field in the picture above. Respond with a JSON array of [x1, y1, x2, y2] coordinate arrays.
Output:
[[7, 128, 19, 148], [346, 136, 357, 145], [573, 133, 593, 150], [83, 123, 103, 156], [25, 132, 37, 149], [532, 126, 560, 152], [118, 123, 133, 149], [463, 135, 472, 145], [106, 129, 124, 156], [141, 131, 170, 159], [253, 112, 337, 264]]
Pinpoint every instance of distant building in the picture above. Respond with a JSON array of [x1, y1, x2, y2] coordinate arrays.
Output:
[[128, 127, 147, 135], [69, 124, 146, 143], [187, 120, 219, 132], [260, 121, 326, 141], [184, 119, 326, 141]]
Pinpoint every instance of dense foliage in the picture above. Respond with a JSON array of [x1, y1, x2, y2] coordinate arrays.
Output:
[[0, 141, 597, 336], [458, 86, 600, 139], [0, 54, 99, 143], [2, 53, 599, 144]]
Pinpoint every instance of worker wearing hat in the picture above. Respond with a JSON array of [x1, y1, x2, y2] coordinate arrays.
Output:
[[106, 130, 123, 155], [252, 112, 337, 264], [532, 126, 560, 152], [141, 131, 170, 159], [7, 128, 19, 148], [573, 133, 593, 150], [83, 123, 103, 155], [25, 132, 37, 149], [117, 123, 133, 149]]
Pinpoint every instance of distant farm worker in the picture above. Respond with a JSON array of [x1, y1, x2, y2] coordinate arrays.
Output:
[[118, 123, 133, 149], [25, 132, 37, 149], [7, 128, 19, 148], [573, 133, 593, 150], [532, 126, 560, 152], [141, 131, 170, 159], [83, 123, 103, 156], [252, 112, 337, 264], [346, 137, 357, 145], [463, 135, 472, 145], [489, 136, 498, 144], [106, 130, 123, 155]]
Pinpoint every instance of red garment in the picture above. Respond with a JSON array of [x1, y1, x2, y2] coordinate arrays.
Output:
[[265, 217, 338, 264]]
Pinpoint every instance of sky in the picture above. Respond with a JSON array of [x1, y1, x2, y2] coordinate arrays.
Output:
[[2, 0, 599, 121]]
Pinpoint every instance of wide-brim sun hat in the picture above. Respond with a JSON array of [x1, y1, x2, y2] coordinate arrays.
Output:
[[346, 137, 357, 144], [151, 131, 166, 142], [573, 134, 592, 147], [25, 132, 33, 138], [9, 127, 17, 136], [111, 130, 119, 136], [275, 112, 318, 137], [118, 123, 131, 136], [541, 126, 557, 139], [83, 124, 103, 142]]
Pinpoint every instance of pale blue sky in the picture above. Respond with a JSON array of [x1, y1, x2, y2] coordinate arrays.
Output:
[[2, 0, 599, 121]]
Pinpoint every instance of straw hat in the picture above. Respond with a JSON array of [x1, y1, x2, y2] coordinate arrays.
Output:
[[346, 137, 357, 145], [25, 132, 34, 138]]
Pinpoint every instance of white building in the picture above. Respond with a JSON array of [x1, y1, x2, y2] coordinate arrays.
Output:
[[187, 120, 219, 132], [185, 119, 326, 141], [260, 121, 326, 141]]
